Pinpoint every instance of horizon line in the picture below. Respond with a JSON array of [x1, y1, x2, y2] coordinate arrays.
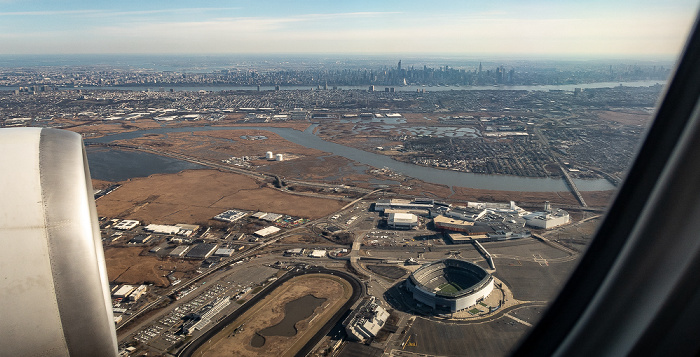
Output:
[[0, 52, 679, 61]]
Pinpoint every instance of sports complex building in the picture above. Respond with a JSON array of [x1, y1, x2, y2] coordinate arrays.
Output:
[[406, 258, 494, 312]]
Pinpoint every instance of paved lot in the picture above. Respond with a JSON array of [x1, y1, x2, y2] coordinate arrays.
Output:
[[484, 238, 573, 260], [220, 264, 279, 286], [400, 315, 529, 356], [506, 305, 547, 327], [367, 265, 408, 279], [374, 237, 582, 357], [493, 258, 579, 302], [338, 342, 384, 357]]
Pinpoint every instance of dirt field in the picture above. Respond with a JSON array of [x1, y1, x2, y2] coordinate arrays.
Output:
[[580, 190, 616, 207], [95, 169, 345, 223], [455, 186, 579, 205], [65, 118, 311, 138], [196, 274, 353, 357], [65, 119, 166, 138], [543, 216, 604, 252], [595, 110, 653, 126], [115, 128, 323, 162], [92, 179, 115, 191], [104, 246, 199, 287]]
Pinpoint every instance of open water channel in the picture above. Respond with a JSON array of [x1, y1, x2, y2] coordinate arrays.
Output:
[[86, 125, 614, 192]]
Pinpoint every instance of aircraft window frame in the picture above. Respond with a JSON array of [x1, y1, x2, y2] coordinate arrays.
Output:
[[513, 9, 700, 357]]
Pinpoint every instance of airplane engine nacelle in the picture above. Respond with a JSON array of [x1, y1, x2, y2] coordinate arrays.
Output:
[[0, 128, 118, 356]]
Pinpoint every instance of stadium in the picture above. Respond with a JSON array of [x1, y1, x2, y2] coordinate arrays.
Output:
[[406, 258, 494, 313]]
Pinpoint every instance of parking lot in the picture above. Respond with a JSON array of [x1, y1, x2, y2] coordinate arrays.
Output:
[[400, 314, 530, 356], [125, 262, 281, 354]]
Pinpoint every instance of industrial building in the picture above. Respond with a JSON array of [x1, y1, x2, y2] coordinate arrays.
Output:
[[384, 208, 430, 217], [289, 108, 309, 120], [436, 214, 530, 242], [284, 248, 303, 256], [113, 285, 136, 299], [175, 224, 199, 237], [186, 243, 219, 259], [443, 201, 526, 222], [433, 215, 475, 232], [251, 211, 268, 219], [261, 213, 283, 222], [142, 224, 197, 236], [190, 298, 231, 333], [213, 210, 247, 223], [254, 226, 281, 237], [343, 296, 390, 341], [144, 224, 182, 235], [445, 207, 487, 222], [214, 248, 235, 257], [169, 237, 193, 245], [113, 220, 139, 230], [523, 202, 571, 229], [128, 285, 147, 301], [169, 245, 190, 257], [201, 257, 221, 268], [387, 212, 419, 229], [447, 230, 531, 243], [308, 249, 327, 258], [374, 199, 434, 213], [128, 234, 153, 244]]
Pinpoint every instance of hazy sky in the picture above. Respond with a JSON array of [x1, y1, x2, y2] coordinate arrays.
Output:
[[0, 0, 697, 57]]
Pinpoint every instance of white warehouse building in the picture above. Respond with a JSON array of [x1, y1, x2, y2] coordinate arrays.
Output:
[[523, 202, 570, 229], [387, 212, 419, 229], [524, 210, 570, 229]]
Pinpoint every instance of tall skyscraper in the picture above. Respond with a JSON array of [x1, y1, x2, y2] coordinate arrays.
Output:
[[398, 60, 402, 71]]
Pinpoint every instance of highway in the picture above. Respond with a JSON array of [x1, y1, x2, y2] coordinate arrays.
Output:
[[532, 127, 588, 207]]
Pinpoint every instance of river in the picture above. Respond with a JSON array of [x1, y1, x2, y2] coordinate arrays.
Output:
[[86, 147, 205, 182], [2, 80, 664, 93], [87, 125, 614, 192]]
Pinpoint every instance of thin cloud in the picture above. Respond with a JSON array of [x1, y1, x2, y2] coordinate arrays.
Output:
[[94, 8, 242, 17], [208, 11, 402, 24], [0, 7, 240, 17], [0, 9, 101, 16], [0, 5, 693, 57]]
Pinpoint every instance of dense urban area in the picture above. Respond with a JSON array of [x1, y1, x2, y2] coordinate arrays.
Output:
[[0, 57, 670, 88], [1, 65, 660, 184], [1, 59, 663, 357]]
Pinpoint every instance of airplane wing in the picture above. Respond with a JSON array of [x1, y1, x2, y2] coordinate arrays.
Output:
[[0, 128, 118, 356]]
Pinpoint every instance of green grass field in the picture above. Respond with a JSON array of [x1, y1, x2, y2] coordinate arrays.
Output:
[[437, 282, 463, 294]]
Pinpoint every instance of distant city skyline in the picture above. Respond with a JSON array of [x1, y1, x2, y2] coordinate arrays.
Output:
[[0, 0, 697, 57]]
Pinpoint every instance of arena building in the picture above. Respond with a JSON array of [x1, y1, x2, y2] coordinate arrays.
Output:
[[406, 258, 494, 312], [523, 202, 570, 229], [387, 212, 419, 229]]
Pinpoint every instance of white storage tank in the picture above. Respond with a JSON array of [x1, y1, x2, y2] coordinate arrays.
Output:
[[275, 154, 284, 161], [265, 151, 274, 160]]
